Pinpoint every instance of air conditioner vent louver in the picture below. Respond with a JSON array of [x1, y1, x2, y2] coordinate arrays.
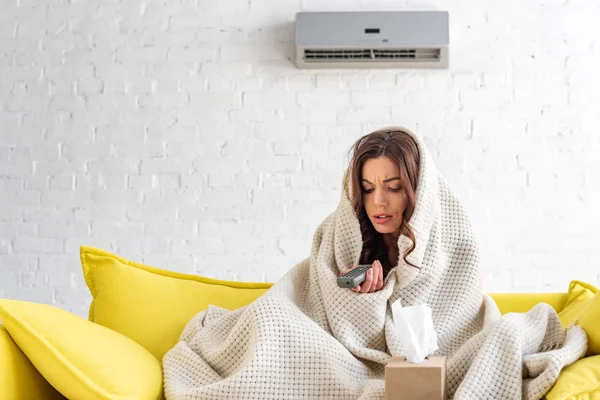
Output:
[[294, 11, 449, 69], [303, 48, 440, 62]]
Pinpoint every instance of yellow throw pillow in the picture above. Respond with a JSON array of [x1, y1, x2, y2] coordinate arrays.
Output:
[[558, 280, 598, 328], [577, 293, 600, 356], [555, 280, 600, 357], [0, 299, 162, 400], [81, 245, 273, 360], [0, 324, 65, 400], [545, 355, 600, 400]]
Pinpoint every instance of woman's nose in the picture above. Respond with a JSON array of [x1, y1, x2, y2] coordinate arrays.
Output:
[[373, 190, 387, 206]]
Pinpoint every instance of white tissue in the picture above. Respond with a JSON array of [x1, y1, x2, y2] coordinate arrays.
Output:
[[391, 299, 439, 363]]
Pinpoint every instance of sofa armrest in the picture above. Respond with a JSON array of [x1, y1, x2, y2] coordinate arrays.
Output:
[[0, 324, 65, 400]]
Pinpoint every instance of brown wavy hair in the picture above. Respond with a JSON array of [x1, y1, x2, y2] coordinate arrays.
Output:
[[347, 128, 421, 277]]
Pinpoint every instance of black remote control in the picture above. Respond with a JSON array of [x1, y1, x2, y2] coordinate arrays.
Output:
[[337, 264, 372, 288]]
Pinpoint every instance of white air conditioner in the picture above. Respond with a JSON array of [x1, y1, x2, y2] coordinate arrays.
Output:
[[294, 11, 449, 69]]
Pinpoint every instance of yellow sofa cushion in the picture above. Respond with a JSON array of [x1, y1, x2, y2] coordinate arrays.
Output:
[[578, 293, 600, 357], [555, 280, 600, 356], [0, 324, 65, 400], [545, 355, 600, 400], [490, 292, 567, 315], [81, 245, 272, 360], [0, 299, 163, 400], [558, 280, 598, 328], [543, 280, 600, 399]]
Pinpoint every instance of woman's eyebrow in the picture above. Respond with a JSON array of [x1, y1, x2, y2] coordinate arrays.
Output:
[[361, 177, 401, 184]]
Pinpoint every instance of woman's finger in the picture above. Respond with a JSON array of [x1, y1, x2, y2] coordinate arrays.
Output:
[[376, 260, 384, 290], [370, 262, 380, 293], [361, 267, 373, 293]]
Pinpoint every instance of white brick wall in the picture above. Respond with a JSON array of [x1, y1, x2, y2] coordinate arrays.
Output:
[[2, 0, 600, 317]]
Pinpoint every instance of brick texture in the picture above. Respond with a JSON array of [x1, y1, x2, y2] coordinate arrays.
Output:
[[1, 0, 600, 317]]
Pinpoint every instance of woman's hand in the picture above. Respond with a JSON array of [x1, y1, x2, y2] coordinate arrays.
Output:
[[340, 260, 384, 293]]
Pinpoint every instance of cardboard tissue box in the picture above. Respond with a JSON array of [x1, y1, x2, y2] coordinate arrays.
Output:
[[385, 355, 447, 400], [386, 301, 447, 399]]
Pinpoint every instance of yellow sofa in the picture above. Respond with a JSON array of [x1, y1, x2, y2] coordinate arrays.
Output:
[[0, 246, 598, 400]]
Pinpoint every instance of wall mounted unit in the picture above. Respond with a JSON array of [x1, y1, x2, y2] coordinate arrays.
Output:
[[294, 11, 449, 69]]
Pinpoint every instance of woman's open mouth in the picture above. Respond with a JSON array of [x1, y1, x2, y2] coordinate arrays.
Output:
[[373, 214, 392, 224]]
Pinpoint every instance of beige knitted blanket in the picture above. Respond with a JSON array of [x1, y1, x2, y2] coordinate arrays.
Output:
[[162, 127, 587, 399]]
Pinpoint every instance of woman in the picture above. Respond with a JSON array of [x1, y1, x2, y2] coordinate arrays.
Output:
[[341, 129, 420, 294], [163, 126, 584, 400]]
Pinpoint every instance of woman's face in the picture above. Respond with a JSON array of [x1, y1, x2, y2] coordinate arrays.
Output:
[[361, 156, 408, 236]]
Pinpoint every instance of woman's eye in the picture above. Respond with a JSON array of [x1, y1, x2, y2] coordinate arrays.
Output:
[[389, 187, 402, 192], [362, 188, 373, 193]]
